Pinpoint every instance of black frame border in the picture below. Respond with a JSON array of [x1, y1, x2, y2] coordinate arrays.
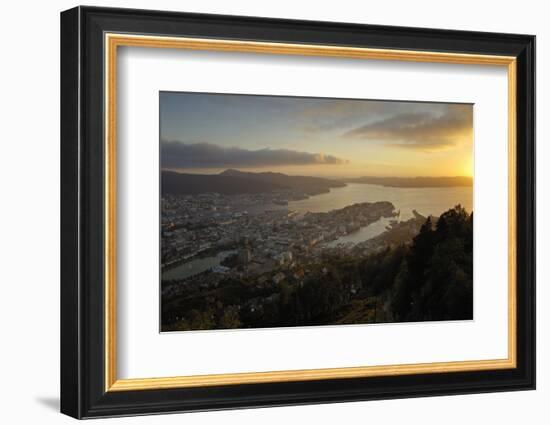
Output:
[[60, 6, 535, 419]]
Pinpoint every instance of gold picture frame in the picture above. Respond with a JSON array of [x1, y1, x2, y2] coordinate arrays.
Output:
[[104, 33, 517, 392]]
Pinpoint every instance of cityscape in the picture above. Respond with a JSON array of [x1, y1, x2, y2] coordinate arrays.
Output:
[[160, 92, 474, 332]]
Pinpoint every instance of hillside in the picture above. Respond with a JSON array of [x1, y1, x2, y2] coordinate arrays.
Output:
[[162, 169, 346, 196], [220, 169, 346, 195], [161, 171, 285, 195], [162, 205, 474, 331]]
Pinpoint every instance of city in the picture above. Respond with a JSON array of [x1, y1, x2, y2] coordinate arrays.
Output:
[[161, 189, 434, 331]]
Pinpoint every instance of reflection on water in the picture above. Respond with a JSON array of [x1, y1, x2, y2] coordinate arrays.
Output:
[[291, 183, 472, 247], [327, 216, 394, 247], [162, 250, 235, 280], [289, 183, 473, 219]]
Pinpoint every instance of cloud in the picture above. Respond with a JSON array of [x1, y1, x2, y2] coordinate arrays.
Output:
[[299, 99, 401, 134], [161, 141, 348, 169], [343, 105, 472, 151]]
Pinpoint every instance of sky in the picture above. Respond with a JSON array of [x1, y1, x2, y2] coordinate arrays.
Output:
[[160, 92, 473, 178]]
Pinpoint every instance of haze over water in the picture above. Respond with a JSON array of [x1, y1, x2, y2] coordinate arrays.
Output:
[[288, 183, 473, 219]]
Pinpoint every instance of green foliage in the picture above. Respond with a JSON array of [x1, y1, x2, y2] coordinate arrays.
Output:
[[392, 205, 473, 321]]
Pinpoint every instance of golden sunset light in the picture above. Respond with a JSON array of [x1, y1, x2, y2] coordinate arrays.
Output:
[[160, 93, 473, 179]]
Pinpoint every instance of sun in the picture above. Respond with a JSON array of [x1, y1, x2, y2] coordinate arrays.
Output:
[[461, 157, 474, 178]]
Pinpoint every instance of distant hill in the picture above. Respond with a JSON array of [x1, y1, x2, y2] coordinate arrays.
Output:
[[162, 169, 346, 196], [220, 169, 346, 195], [345, 176, 473, 188], [161, 171, 285, 195]]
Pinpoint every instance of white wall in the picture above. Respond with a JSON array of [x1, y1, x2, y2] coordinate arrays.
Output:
[[0, 0, 545, 423]]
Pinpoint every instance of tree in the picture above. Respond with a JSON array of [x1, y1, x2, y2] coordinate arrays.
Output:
[[390, 205, 473, 322], [219, 307, 242, 329]]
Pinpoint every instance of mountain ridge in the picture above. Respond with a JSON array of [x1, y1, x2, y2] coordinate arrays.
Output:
[[162, 169, 345, 196]]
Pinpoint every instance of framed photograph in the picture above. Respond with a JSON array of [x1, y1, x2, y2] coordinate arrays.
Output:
[[60, 6, 535, 419]]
